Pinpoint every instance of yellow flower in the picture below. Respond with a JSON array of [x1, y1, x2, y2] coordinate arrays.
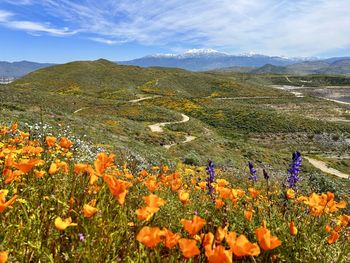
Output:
[[54, 217, 77, 231]]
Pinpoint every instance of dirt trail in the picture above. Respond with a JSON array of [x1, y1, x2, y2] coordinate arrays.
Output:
[[305, 157, 349, 179], [129, 95, 161, 103], [148, 113, 197, 149], [149, 114, 190, 133]]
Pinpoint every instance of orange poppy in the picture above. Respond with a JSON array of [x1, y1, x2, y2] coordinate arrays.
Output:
[[248, 188, 259, 199], [94, 152, 115, 175], [54, 217, 77, 231], [327, 231, 340, 244], [207, 245, 232, 263], [201, 232, 215, 257], [178, 239, 200, 258], [289, 221, 298, 236], [14, 159, 40, 173], [83, 202, 98, 218], [59, 137, 73, 149], [136, 226, 162, 248], [244, 210, 254, 221], [103, 175, 132, 205], [218, 187, 232, 199], [34, 170, 46, 178], [227, 233, 260, 257], [0, 251, 8, 263], [162, 228, 181, 248], [0, 190, 17, 213], [171, 178, 182, 191], [135, 206, 159, 221], [181, 215, 206, 236], [143, 194, 166, 208], [255, 224, 282, 251], [215, 198, 224, 209], [216, 225, 228, 242], [144, 177, 160, 192], [46, 136, 57, 147]]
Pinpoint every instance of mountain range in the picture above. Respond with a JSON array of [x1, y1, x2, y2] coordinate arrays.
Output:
[[0, 61, 54, 78], [2, 49, 350, 77]]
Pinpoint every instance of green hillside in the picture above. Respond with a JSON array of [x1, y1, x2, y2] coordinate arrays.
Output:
[[1, 60, 350, 188]]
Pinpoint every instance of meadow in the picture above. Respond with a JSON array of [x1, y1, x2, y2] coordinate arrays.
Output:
[[0, 123, 349, 262], [1, 61, 350, 262]]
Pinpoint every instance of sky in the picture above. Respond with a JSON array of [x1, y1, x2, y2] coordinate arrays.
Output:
[[0, 0, 350, 63]]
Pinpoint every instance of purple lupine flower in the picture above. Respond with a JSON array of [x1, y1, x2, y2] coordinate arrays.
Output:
[[248, 161, 258, 182], [287, 151, 302, 189], [206, 160, 215, 197]]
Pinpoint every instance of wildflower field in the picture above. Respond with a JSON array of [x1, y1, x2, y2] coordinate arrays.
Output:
[[0, 123, 349, 263]]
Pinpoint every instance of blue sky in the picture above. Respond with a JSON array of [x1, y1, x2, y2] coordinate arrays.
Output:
[[1, 0, 350, 63]]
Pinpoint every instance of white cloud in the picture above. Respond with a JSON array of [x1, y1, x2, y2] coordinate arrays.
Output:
[[1, 0, 350, 56], [89, 37, 126, 45], [0, 8, 77, 35]]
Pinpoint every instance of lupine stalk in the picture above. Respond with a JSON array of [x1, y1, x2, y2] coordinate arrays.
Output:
[[287, 151, 302, 190], [206, 160, 215, 200], [248, 161, 258, 182]]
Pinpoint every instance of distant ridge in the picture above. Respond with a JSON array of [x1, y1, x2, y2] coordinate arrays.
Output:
[[0, 61, 54, 77], [119, 49, 303, 71]]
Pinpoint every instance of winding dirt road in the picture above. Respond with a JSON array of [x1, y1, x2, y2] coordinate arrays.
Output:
[[148, 113, 197, 149], [305, 157, 349, 179], [148, 113, 190, 133]]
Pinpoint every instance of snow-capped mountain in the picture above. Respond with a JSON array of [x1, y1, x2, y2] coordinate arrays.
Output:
[[119, 49, 307, 71]]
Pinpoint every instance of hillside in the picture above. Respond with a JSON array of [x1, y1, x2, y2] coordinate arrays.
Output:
[[2, 59, 350, 178]]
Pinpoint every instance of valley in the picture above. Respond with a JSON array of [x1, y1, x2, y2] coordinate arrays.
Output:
[[1, 60, 349, 192]]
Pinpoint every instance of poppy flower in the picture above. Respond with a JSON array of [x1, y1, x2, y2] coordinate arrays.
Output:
[[83, 203, 98, 218], [136, 226, 162, 248], [215, 198, 224, 209], [0, 190, 17, 213], [289, 221, 298, 236], [46, 136, 57, 147], [34, 170, 46, 178], [94, 152, 115, 175], [216, 225, 228, 242], [255, 224, 282, 251], [327, 231, 340, 244], [178, 190, 190, 205], [181, 215, 206, 235], [14, 159, 40, 173], [178, 238, 200, 258], [171, 178, 182, 191], [227, 233, 260, 257], [0, 251, 8, 263], [135, 206, 159, 221], [54, 217, 77, 231], [143, 194, 166, 208], [207, 245, 232, 263], [103, 175, 132, 205], [286, 189, 296, 199], [201, 232, 215, 256], [244, 210, 254, 222], [248, 188, 259, 199], [144, 177, 160, 192], [59, 137, 73, 149], [48, 163, 58, 175], [162, 228, 181, 248]]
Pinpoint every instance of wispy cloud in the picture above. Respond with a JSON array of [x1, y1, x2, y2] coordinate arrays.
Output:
[[1, 0, 350, 56], [0, 8, 77, 35]]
